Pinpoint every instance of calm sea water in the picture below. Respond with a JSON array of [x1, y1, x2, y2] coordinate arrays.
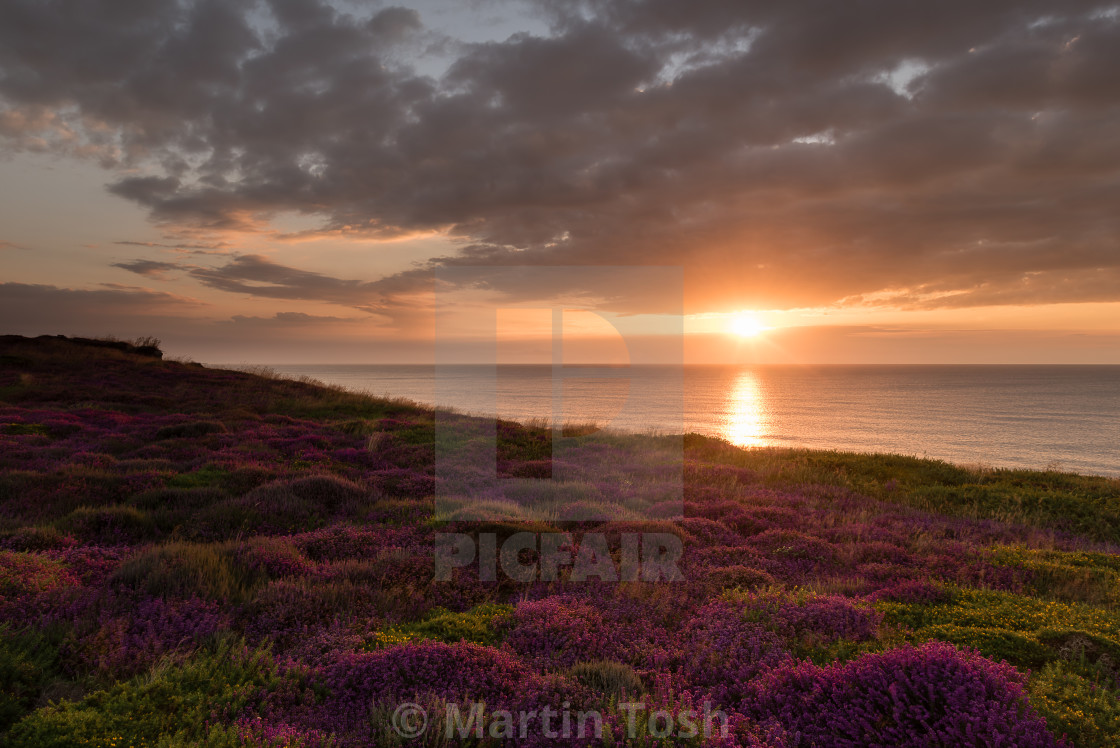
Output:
[[263, 365, 1120, 477]]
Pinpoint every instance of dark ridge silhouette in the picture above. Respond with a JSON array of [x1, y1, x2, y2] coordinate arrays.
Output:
[[0, 334, 163, 359]]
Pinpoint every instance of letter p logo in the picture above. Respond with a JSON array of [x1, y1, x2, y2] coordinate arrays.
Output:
[[434, 266, 683, 522]]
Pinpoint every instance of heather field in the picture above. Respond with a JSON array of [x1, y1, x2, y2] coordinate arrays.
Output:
[[2, 336, 1120, 747]]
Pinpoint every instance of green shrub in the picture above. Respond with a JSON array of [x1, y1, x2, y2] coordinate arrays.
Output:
[[878, 586, 1120, 674], [181, 479, 356, 539], [2, 423, 49, 436], [56, 505, 159, 544], [991, 547, 1120, 573], [374, 604, 513, 648], [1029, 661, 1120, 748], [1037, 629, 1120, 674], [915, 624, 1052, 669], [113, 539, 306, 601], [165, 465, 232, 490], [129, 487, 229, 534], [337, 419, 377, 437], [368, 698, 458, 748], [157, 722, 334, 747], [0, 626, 61, 731], [568, 660, 645, 699], [877, 587, 1118, 640], [154, 421, 227, 440], [284, 476, 368, 514], [110, 542, 261, 601], [990, 546, 1120, 605], [681, 444, 1120, 544], [180, 500, 269, 541], [0, 526, 77, 552], [6, 636, 281, 747], [903, 478, 1120, 545], [220, 467, 275, 497]]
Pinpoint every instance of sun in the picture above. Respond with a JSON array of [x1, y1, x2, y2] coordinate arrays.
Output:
[[728, 312, 770, 338]]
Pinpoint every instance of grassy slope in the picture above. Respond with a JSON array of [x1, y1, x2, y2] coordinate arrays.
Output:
[[1, 336, 1119, 747], [5, 335, 1116, 542], [684, 436, 1120, 546]]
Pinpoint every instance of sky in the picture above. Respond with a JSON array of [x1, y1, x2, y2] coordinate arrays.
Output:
[[1, 0, 1119, 364]]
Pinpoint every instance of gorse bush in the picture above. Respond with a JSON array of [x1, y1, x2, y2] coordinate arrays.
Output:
[[372, 603, 512, 648], [878, 585, 1120, 683], [1029, 661, 1120, 748], [991, 546, 1120, 573], [5, 636, 284, 747], [915, 624, 1053, 669], [878, 586, 1118, 640], [990, 545, 1120, 605]]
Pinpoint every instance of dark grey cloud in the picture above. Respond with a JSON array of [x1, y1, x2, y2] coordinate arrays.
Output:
[[2, 0, 1119, 312], [112, 259, 182, 278], [115, 240, 230, 250], [185, 254, 393, 311], [110, 252, 438, 323], [221, 311, 373, 327], [0, 282, 206, 332]]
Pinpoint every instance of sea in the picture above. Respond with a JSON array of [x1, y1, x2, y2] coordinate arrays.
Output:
[[260, 364, 1120, 478]]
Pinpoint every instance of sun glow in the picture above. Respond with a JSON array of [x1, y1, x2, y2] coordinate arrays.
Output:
[[725, 370, 769, 447], [728, 312, 770, 338]]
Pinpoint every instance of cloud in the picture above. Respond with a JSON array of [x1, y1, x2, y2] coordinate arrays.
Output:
[[220, 311, 375, 327], [0, 240, 25, 251], [114, 239, 231, 253], [2, 0, 1119, 312], [112, 259, 182, 278], [0, 282, 205, 333], [111, 253, 435, 328], [185, 254, 394, 311]]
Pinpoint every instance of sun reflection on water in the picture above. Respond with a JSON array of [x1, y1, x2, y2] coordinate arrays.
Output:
[[725, 370, 770, 447]]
